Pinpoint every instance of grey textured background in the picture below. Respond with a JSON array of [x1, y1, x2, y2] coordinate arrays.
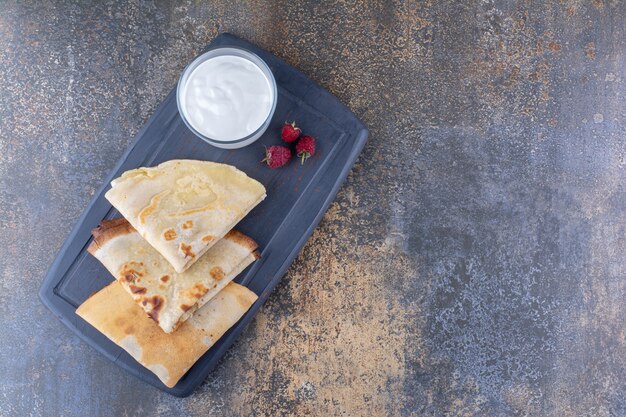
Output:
[[1, 1, 624, 416]]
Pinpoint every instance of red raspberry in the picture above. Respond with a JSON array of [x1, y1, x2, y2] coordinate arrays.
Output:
[[295, 135, 316, 165], [262, 145, 292, 169], [281, 121, 301, 143]]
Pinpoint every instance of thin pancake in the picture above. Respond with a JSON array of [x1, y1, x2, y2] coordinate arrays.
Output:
[[77, 281, 257, 388], [88, 218, 260, 333], [104, 160, 266, 273]]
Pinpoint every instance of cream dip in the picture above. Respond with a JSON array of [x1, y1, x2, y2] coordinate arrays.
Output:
[[180, 55, 273, 142]]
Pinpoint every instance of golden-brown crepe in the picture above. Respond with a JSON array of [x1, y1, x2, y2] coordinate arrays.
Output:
[[88, 218, 259, 333], [105, 160, 266, 273], [77, 281, 257, 388]]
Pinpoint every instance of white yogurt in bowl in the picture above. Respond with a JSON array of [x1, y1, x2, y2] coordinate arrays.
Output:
[[177, 47, 277, 149]]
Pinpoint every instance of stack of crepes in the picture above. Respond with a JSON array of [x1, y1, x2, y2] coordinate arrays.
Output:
[[76, 160, 266, 387]]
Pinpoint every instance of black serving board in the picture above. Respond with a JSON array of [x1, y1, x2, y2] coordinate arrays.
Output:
[[39, 33, 368, 397]]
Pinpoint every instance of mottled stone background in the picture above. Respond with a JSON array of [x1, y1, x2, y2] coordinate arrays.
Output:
[[1, 1, 624, 416]]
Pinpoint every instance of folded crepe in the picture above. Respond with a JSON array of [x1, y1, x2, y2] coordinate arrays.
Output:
[[77, 281, 257, 388], [105, 160, 266, 273], [88, 218, 259, 333]]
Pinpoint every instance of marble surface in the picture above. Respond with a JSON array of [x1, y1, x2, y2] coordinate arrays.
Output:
[[0, 1, 624, 416]]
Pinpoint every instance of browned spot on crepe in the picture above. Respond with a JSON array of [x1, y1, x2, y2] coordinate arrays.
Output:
[[129, 284, 147, 295], [163, 228, 177, 241], [180, 243, 195, 259], [182, 220, 193, 229], [180, 303, 193, 312], [189, 283, 209, 300], [202, 235, 214, 242], [119, 261, 145, 284], [160, 275, 170, 283], [143, 295, 164, 323], [210, 266, 225, 280]]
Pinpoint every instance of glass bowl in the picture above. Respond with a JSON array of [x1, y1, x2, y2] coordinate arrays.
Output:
[[176, 46, 277, 149]]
